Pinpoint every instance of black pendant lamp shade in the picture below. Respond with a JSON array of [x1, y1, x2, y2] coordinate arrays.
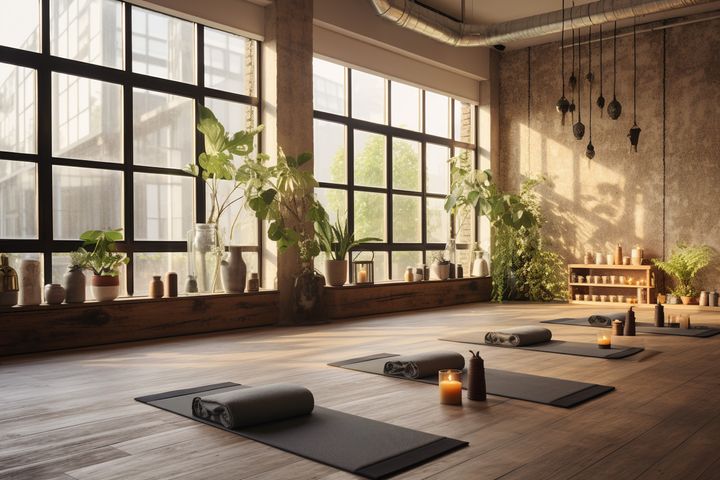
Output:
[[628, 18, 641, 151], [573, 25, 585, 140]]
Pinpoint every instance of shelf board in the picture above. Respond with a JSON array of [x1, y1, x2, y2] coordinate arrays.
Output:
[[568, 264, 653, 270], [569, 300, 650, 306], [569, 283, 654, 289]]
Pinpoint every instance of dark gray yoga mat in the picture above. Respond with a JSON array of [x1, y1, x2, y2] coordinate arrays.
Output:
[[542, 317, 720, 337], [329, 354, 614, 408], [135, 383, 467, 480], [439, 334, 644, 359]]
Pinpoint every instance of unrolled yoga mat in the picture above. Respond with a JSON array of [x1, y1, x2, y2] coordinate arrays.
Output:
[[135, 382, 467, 480], [542, 317, 720, 337], [438, 334, 644, 359], [328, 354, 614, 408]]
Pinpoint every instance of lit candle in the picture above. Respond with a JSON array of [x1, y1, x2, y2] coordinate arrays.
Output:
[[438, 369, 462, 405], [597, 332, 611, 349], [358, 267, 368, 283]]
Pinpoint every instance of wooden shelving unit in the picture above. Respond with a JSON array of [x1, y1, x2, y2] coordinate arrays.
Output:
[[568, 263, 656, 305]]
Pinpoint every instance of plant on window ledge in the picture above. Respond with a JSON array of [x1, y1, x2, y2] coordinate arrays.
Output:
[[444, 157, 566, 302], [652, 243, 713, 304], [74, 228, 129, 302]]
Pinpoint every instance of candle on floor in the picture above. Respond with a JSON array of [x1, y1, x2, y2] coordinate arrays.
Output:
[[438, 369, 462, 405], [597, 332, 612, 349]]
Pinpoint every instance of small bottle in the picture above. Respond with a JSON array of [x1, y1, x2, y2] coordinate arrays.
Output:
[[456, 264, 464, 279], [612, 319, 624, 336], [164, 272, 178, 297], [404, 267, 414, 282], [467, 351, 487, 401], [654, 301, 665, 327], [710, 290, 718, 307], [624, 306, 636, 336], [414, 267, 424, 282], [247, 273, 260, 292], [149, 276, 164, 298], [614, 243, 623, 266]]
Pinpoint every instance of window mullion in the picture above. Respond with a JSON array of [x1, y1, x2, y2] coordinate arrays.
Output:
[[123, 1, 135, 295]]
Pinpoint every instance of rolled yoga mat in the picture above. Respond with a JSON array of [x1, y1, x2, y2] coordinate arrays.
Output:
[[483, 326, 553, 347], [439, 333, 644, 359], [136, 383, 467, 480], [383, 351, 465, 378], [329, 354, 614, 408], [542, 316, 720, 337]]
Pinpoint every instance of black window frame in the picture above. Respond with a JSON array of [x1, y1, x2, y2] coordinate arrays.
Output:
[[0, 0, 263, 295]]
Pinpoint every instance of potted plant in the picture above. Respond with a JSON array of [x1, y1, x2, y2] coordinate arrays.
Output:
[[430, 252, 451, 281], [315, 210, 381, 286], [652, 243, 714, 305], [75, 228, 129, 302], [185, 104, 264, 293], [63, 250, 89, 303]]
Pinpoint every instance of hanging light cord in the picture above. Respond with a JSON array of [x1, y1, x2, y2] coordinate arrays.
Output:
[[561, 0, 565, 97], [633, 18, 637, 124], [588, 26, 592, 139], [577, 25, 582, 119], [599, 23, 603, 94], [613, 21, 617, 95]]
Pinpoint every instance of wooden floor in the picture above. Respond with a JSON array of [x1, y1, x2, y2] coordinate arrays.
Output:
[[2, 302, 720, 480]]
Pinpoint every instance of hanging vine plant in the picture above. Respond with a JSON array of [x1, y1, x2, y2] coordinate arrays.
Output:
[[572, 26, 585, 140], [628, 17, 641, 151], [555, 0, 570, 124], [607, 21, 622, 120], [586, 27, 595, 159], [596, 23, 606, 115]]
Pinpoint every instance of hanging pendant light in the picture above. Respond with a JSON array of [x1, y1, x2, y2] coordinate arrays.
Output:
[[628, 17, 641, 151], [555, 0, 570, 123], [586, 27, 595, 158], [596, 23, 605, 115], [585, 25, 594, 84], [607, 21, 622, 120], [573, 26, 585, 140], [568, 2, 576, 117]]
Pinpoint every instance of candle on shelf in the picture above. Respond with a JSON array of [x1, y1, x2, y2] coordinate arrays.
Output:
[[438, 369, 462, 405], [358, 267, 368, 283], [597, 332, 612, 349]]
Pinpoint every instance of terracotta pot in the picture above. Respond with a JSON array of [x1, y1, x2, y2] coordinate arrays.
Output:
[[680, 295, 694, 306], [92, 275, 120, 302], [324, 259, 348, 287], [430, 263, 450, 280]]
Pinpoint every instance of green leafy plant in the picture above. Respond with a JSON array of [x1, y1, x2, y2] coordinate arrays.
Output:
[[243, 148, 324, 262], [315, 210, 381, 261], [75, 228, 129, 276], [68, 250, 89, 272], [652, 243, 713, 298], [431, 252, 450, 265], [185, 104, 264, 235]]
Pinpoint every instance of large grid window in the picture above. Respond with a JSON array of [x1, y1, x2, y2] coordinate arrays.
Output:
[[312, 57, 478, 281], [0, 0, 260, 296]]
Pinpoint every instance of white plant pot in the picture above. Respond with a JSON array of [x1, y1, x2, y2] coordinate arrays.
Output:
[[430, 263, 450, 280]]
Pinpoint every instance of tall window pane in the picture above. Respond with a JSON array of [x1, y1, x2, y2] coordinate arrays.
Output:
[[392, 195, 421, 243], [351, 70, 385, 124], [314, 119, 346, 184], [204, 27, 256, 96], [133, 89, 194, 169], [0, 0, 40, 51], [0, 63, 36, 154], [426, 197, 449, 244], [134, 173, 194, 241], [52, 73, 123, 163], [0, 160, 37, 238], [131, 7, 195, 84], [316, 187, 347, 225], [392, 138, 420, 192], [391, 82, 420, 132], [51, 0, 123, 69], [391, 251, 422, 281], [206, 183, 258, 246], [426, 144, 450, 195], [313, 58, 345, 115], [133, 252, 188, 296], [354, 130, 385, 188], [205, 97, 256, 136], [52, 165, 123, 240], [354, 191, 386, 242], [425, 91, 450, 138]]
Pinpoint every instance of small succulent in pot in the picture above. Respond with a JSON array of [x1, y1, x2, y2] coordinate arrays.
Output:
[[607, 96, 622, 120]]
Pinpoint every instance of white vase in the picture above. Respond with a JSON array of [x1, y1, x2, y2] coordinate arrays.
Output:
[[221, 246, 247, 293], [19, 259, 41, 306]]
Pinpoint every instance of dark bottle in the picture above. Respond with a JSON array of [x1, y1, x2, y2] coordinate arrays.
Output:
[[654, 302, 664, 327], [456, 264, 464, 279], [624, 306, 636, 336], [467, 351, 487, 401]]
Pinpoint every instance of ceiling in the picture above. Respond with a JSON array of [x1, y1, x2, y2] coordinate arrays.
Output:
[[418, 0, 720, 48]]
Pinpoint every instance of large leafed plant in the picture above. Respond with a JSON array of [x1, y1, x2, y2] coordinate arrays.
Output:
[[653, 243, 714, 298]]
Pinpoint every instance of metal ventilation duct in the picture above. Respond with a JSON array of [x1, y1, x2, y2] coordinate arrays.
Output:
[[368, 0, 715, 46]]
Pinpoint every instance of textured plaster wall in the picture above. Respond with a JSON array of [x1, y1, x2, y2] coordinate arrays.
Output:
[[498, 17, 720, 290]]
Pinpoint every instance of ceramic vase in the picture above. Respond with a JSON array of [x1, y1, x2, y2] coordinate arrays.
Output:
[[44, 284, 65, 305], [63, 266, 86, 303], [19, 259, 41, 306], [92, 275, 120, 302], [221, 246, 247, 293], [247, 273, 260, 292], [164, 272, 178, 297], [148, 276, 164, 298], [324, 259, 347, 287], [699, 291, 708, 307], [431, 263, 450, 280]]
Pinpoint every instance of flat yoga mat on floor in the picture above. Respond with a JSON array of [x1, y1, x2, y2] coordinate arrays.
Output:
[[329, 354, 614, 408], [136, 383, 467, 480], [542, 317, 720, 337], [439, 334, 644, 359]]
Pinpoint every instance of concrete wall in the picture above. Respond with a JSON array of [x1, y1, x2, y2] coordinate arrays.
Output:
[[497, 16, 720, 290]]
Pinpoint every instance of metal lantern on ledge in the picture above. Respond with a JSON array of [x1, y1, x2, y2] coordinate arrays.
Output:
[[351, 252, 374, 285]]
